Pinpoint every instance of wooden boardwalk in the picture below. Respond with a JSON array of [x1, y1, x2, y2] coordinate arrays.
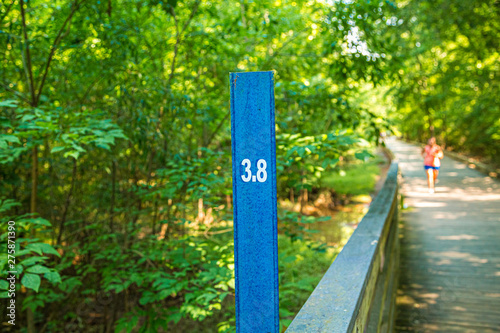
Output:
[[387, 139, 500, 332]]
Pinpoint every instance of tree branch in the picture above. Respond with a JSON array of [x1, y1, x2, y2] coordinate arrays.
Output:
[[78, 75, 103, 104], [0, 0, 15, 26], [167, 0, 200, 87], [0, 82, 30, 103], [35, 0, 88, 106], [205, 110, 230, 148], [19, 0, 36, 105], [262, 27, 308, 69]]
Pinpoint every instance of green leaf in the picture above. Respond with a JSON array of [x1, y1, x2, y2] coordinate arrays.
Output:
[[0, 280, 9, 290], [51, 146, 66, 153], [44, 271, 62, 284], [139, 292, 156, 305], [64, 151, 80, 160], [20, 114, 36, 122], [25, 243, 60, 257], [115, 315, 139, 333], [26, 243, 43, 255], [1, 135, 20, 144], [127, 316, 139, 332], [20, 256, 48, 267], [355, 151, 373, 160], [96, 142, 111, 150], [39, 243, 61, 257], [0, 199, 21, 213], [17, 216, 52, 227], [167, 312, 183, 324], [21, 273, 41, 292], [26, 265, 51, 274], [30, 217, 52, 227], [0, 100, 18, 107], [59, 277, 82, 293], [152, 278, 176, 290], [185, 293, 196, 303]]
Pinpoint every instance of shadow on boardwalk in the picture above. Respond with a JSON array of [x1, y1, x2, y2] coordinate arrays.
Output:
[[387, 139, 500, 333]]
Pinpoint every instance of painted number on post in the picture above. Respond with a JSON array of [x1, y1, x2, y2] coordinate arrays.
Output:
[[241, 159, 268, 183]]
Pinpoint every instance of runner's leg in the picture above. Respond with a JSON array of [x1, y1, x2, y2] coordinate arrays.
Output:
[[427, 168, 434, 189], [433, 169, 439, 183]]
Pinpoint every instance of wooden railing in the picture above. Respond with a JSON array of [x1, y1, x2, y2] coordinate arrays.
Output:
[[286, 163, 400, 333]]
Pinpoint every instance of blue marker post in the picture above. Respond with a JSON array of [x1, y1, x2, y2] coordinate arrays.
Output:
[[230, 71, 279, 333]]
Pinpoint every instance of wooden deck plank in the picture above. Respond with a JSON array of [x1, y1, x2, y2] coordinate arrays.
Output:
[[387, 139, 500, 332], [395, 321, 500, 333]]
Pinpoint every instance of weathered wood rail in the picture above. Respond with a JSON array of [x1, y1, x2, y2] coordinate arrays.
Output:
[[286, 163, 400, 333]]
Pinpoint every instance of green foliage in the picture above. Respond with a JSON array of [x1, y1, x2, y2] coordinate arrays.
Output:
[[0, 206, 62, 311], [278, 236, 338, 330], [1, 105, 127, 162], [89, 235, 234, 332], [388, 0, 500, 164], [321, 156, 384, 196], [278, 209, 330, 243]]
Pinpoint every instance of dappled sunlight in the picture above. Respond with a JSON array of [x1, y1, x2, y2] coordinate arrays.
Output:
[[397, 163, 424, 173], [437, 234, 479, 240], [454, 164, 467, 170], [420, 293, 439, 300], [407, 154, 423, 161], [434, 259, 452, 265], [412, 201, 447, 208], [432, 211, 467, 220], [454, 192, 500, 202], [396, 294, 416, 306], [410, 283, 424, 289], [452, 306, 467, 312], [425, 251, 489, 264]]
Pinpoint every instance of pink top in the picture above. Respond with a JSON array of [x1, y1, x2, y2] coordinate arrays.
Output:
[[424, 145, 443, 167]]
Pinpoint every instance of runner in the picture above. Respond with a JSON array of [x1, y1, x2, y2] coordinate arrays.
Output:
[[422, 137, 444, 193]]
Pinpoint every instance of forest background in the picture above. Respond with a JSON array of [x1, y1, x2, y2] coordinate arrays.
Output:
[[0, 0, 498, 332]]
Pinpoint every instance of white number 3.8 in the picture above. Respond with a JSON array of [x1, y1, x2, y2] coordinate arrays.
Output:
[[241, 159, 267, 183]]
